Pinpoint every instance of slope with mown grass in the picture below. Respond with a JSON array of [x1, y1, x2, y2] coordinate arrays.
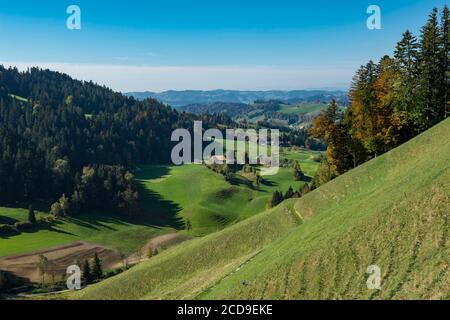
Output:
[[76, 118, 449, 300], [75, 200, 301, 300]]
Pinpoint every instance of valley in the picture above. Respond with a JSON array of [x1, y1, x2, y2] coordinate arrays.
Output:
[[0, 4, 449, 302], [75, 117, 450, 300], [0, 147, 320, 284]]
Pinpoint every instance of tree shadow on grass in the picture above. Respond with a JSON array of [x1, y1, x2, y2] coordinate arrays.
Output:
[[0, 220, 77, 240], [0, 216, 18, 225], [260, 179, 279, 187], [65, 215, 125, 232], [136, 183, 184, 230], [228, 174, 254, 189], [134, 164, 185, 230], [1, 165, 186, 238]]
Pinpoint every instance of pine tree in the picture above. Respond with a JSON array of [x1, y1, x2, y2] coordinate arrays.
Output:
[[269, 191, 283, 208], [293, 162, 304, 181], [284, 187, 294, 199], [91, 253, 103, 280], [82, 259, 93, 285], [439, 6, 450, 119], [28, 205, 36, 226], [395, 30, 419, 79], [394, 30, 420, 133], [418, 8, 442, 128]]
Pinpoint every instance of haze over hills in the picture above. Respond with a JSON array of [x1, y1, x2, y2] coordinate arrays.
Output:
[[126, 90, 348, 108]]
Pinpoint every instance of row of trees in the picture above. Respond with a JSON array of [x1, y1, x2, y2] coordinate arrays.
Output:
[[82, 253, 103, 285], [280, 129, 326, 151], [35, 253, 103, 286], [269, 184, 312, 208], [311, 6, 449, 184], [50, 165, 138, 217]]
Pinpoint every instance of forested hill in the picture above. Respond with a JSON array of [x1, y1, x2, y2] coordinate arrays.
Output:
[[0, 66, 136, 114], [0, 66, 229, 216]]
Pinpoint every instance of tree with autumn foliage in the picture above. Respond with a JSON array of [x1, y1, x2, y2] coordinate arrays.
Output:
[[310, 100, 353, 181], [311, 6, 449, 187]]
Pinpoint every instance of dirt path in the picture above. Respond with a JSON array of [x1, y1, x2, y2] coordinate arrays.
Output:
[[113, 233, 194, 268]]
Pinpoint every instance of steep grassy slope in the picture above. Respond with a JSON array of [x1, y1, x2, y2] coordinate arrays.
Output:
[[76, 118, 449, 300], [202, 118, 450, 300], [75, 200, 301, 300]]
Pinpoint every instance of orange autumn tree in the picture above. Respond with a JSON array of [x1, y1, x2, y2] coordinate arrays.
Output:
[[372, 56, 408, 152], [310, 6, 449, 187], [310, 100, 353, 179]]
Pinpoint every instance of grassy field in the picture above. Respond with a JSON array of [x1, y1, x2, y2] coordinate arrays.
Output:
[[75, 118, 449, 300], [0, 209, 173, 257], [244, 102, 328, 124], [135, 147, 319, 235], [0, 148, 319, 256], [279, 103, 327, 115]]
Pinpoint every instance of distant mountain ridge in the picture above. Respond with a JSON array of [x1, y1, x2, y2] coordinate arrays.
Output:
[[126, 90, 348, 107]]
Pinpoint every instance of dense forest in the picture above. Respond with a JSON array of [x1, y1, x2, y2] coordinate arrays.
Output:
[[0, 67, 230, 217], [311, 6, 449, 186]]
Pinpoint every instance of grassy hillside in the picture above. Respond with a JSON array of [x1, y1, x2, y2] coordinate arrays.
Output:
[[136, 150, 318, 235], [0, 149, 318, 256], [279, 103, 327, 115], [74, 200, 301, 300], [76, 118, 449, 300]]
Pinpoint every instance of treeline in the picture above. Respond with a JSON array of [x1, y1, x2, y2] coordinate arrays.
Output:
[[280, 129, 326, 150], [269, 184, 312, 208], [311, 6, 449, 186], [0, 67, 228, 216]]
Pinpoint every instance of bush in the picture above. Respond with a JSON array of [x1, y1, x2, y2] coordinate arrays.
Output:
[[14, 221, 34, 232], [0, 270, 26, 292], [0, 224, 18, 236], [37, 215, 56, 228]]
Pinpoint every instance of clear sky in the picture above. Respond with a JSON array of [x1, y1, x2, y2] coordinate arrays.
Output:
[[0, 0, 447, 92]]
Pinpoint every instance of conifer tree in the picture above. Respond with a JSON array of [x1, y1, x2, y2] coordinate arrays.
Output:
[[418, 8, 442, 128], [439, 6, 450, 119], [28, 205, 36, 226], [92, 253, 103, 280], [285, 187, 294, 199], [83, 259, 93, 285]]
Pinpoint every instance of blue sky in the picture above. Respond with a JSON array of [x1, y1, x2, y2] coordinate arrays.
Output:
[[0, 0, 447, 92]]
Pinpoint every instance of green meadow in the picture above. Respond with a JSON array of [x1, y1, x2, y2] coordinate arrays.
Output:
[[0, 207, 172, 257], [134, 147, 319, 235], [0, 148, 319, 256], [279, 103, 327, 115]]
